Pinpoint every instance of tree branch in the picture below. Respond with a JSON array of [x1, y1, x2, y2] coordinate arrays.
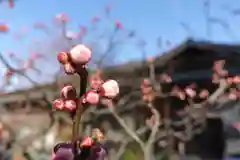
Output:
[[146, 103, 160, 147], [108, 104, 145, 149]]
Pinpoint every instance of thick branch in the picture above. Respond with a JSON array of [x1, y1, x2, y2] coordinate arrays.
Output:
[[207, 79, 229, 104], [115, 126, 148, 160], [108, 104, 145, 149], [146, 103, 160, 147]]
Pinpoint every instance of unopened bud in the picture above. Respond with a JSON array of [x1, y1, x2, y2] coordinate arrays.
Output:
[[69, 44, 92, 65], [53, 99, 65, 110], [57, 52, 69, 64], [100, 80, 119, 99], [84, 91, 100, 105], [64, 100, 76, 111]]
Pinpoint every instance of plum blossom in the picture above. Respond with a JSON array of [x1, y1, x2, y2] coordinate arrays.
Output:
[[199, 89, 209, 99], [146, 56, 154, 63], [80, 136, 94, 147], [115, 20, 123, 29], [69, 44, 92, 65], [64, 100, 77, 111], [84, 91, 100, 105], [52, 98, 76, 111], [57, 52, 69, 64], [53, 99, 65, 110], [57, 44, 92, 75], [100, 80, 119, 99], [185, 88, 196, 98], [8, 0, 14, 8], [159, 73, 172, 83], [0, 23, 9, 33]]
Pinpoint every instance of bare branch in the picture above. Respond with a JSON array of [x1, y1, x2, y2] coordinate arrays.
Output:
[[146, 103, 160, 147], [107, 102, 145, 149], [115, 126, 148, 160], [207, 80, 229, 104]]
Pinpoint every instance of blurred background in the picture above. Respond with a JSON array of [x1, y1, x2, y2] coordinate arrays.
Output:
[[0, 0, 240, 159]]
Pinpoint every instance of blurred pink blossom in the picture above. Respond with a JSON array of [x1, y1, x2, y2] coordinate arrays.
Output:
[[84, 91, 100, 105], [53, 99, 65, 110], [64, 100, 76, 111], [100, 80, 119, 99]]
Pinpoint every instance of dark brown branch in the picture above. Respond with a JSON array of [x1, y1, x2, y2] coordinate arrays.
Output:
[[72, 68, 88, 159]]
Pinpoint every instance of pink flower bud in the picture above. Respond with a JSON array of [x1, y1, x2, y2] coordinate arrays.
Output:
[[199, 89, 209, 99], [84, 91, 100, 104], [23, 60, 33, 69], [141, 78, 151, 87], [69, 44, 92, 65], [160, 74, 172, 83], [51, 152, 56, 160], [229, 93, 237, 100], [53, 99, 65, 110], [0, 23, 9, 33], [146, 56, 154, 63], [8, 0, 14, 8], [64, 100, 76, 111], [57, 52, 69, 64], [115, 20, 123, 29], [64, 63, 76, 75], [232, 76, 240, 84], [228, 88, 238, 100], [100, 80, 119, 99], [5, 69, 14, 78], [80, 136, 94, 147], [185, 88, 196, 98], [61, 85, 77, 100], [177, 91, 186, 100]]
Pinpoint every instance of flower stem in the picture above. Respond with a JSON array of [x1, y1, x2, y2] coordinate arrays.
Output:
[[72, 68, 88, 158]]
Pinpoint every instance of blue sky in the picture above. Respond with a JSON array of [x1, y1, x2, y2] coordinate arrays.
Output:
[[0, 0, 239, 90]]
